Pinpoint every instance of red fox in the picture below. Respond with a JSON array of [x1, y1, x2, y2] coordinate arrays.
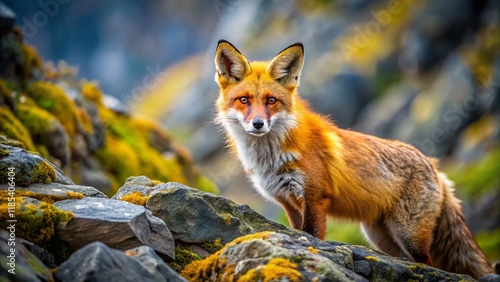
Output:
[[214, 40, 494, 278]]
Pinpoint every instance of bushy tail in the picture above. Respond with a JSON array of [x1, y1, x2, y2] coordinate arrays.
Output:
[[431, 174, 494, 279]]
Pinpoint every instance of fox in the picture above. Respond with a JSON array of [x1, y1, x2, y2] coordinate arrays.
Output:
[[214, 39, 495, 279]]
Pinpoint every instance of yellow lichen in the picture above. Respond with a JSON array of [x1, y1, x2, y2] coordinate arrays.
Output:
[[31, 160, 57, 184], [181, 232, 274, 280], [0, 108, 36, 151], [0, 190, 82, 204], [26, 81, 83, 142], [20, 44, 43, 79], [0, 147, 9, 157], [0, 197, 73, 245], [120, 191, 149, 206], [151, 179, 163, 186], [308, 246, 320, 254], [238, 257, 301, 282], [81, 80, 104, 106], [201, 238, 224, 254], [365, 256, 380, 262]]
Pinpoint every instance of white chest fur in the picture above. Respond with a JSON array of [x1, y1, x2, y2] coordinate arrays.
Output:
[[230, 129, 305, 203]]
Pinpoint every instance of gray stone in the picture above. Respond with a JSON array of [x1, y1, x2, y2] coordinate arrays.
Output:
[[125, 246, 187, 282], [0, 182, 107, 200], [53, 197, 175, 260], [112, 175, 159, 200], [0, 143, 74, 186], [77, 156, 113, 195], [54, 242, 161, 282], [0, 230, 53, 282], [146, 182, 320, 245]]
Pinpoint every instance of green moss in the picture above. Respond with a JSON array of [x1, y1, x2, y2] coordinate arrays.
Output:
[[26, 81, 81, 141], [201, 238, 224, 254], [20, 44, 43, 79], [95, 134, 140, 195], [0, 197, 73, 245], [181, 232, 274, 280], [31, 160, 57, 184], [173, 246, 202, 270], [0, 108, 36, 151], [16, 103, 59, 143], [0, 135, 25, 149], [0, 79, 15, 110], [0, 147, 9, 157]]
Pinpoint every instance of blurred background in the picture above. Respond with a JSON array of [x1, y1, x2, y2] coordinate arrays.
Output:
[[3, 0, 499, 259]]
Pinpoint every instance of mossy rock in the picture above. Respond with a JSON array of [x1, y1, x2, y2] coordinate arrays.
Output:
[[0, 107, 36, 151], [26, 81, 82, 141], [0, 196, 73, 246], [0, 142, 73, 186]]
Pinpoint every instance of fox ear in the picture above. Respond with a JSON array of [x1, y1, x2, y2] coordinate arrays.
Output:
[[215, 40, 251, 85], [266, 43, 304, 88]]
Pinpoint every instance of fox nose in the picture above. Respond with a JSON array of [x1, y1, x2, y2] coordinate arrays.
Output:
[[252, 118, 264, 129]]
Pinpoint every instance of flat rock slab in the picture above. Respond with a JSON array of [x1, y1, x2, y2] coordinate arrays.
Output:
[[55, 242, 169, 282], [53, 197, 174, 260], [0, 182, 107, 199]]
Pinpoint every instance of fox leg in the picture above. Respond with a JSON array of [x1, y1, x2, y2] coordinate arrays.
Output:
[[361, 222, 404, 258], [276, 196, 303, 229], [302, 195, 330, 239], [385, 208, 439, 266]]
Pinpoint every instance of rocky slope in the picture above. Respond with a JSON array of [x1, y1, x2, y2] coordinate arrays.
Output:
[[0, 2, 216, 197], [1, 142, 498, 281]]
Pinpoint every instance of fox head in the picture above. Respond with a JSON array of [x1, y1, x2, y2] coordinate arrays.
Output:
[[215, 40, 304, 137]]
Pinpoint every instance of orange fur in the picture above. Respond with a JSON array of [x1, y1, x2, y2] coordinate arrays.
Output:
[[214, 40, 494, 279]]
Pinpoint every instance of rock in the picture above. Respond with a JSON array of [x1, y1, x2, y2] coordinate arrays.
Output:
[[19, 238, 56, 268], [54, 242, 163, 282], [125, 246, 188, 282], [76, 156, 113, 195], [0, 182, 107, 200], [0, 2, 15, 32], [146, 182, 320, 245], [53, 197, 175, 260], [479, 274, 500, 282], [0, 143, 74, 186], [182, 232, 474, 282], [0, 229, 54, 282], [103, 94, 130, 116], [0, 197, 73, 247], [112, 175, 160, 200]]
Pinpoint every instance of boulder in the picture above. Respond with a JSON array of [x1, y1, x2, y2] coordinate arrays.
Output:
[[0, 142, 73, 186], [125, 246, 187, 282], [146, 182, 321, 245], [181, 232, 476, 282], [53, 197, 175, 260], [0, 229, 53, 282], [54, 242, 164, 282]]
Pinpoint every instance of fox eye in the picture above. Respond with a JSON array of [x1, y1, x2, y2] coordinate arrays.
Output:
[[239, 97, 249, 104], [267, 97, 277, 105]]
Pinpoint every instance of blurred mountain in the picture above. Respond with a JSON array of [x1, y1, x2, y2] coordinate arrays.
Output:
[[3, 0, 220, 99]]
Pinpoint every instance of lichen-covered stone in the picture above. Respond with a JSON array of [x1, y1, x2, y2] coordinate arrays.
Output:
[[125, 246, 188, 282], [0, 142, 73, 186], [145, 182, 317, 245]]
